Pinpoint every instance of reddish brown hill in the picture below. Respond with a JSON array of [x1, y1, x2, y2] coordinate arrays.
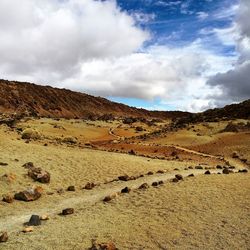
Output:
[[0, 79, 189, 119]]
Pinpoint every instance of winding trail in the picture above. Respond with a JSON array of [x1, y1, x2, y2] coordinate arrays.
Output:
[[0, 167, 244, 233]]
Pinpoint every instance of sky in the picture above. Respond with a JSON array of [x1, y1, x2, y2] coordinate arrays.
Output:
[[0, 0, 249, 112]]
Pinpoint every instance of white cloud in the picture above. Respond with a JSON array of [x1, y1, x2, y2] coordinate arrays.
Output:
[[0, 0, 149, 80], [196, 12, 209, 21], [207, 0, 250, 104]]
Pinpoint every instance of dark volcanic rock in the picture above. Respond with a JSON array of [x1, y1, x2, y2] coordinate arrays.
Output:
[[138, 183, 149, 189], [175, 174, 183, 180], [62, 208, 74, 215], [118, 175, 130, 181], [27, 215, 41, 226], [0, 232, 8, 243], [172, 178, 179, 183], [28, 167, 50, 183], [152, 182, 158, 187], [14, 187, 42, 202], [67, 186, 75, 191], [121, 187, 131, 193], [84, 182, 96, 190]]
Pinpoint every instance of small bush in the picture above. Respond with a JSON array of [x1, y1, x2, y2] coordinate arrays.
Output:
[[21, 129, 41, 140]]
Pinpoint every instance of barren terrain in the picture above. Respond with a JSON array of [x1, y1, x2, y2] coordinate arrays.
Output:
[[0, 114, 249, 249]]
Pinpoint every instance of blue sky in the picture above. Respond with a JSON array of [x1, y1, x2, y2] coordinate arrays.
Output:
[[109, 0, 238, 110], [1, 0, 248, 112]]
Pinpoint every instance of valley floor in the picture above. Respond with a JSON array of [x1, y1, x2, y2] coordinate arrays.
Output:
[[0, 118, 249, 249]]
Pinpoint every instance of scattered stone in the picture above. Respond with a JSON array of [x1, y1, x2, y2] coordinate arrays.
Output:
[[172, 178, 179, 183], [103, 193, 118, 202], [22, 226, 34, 233], [22, 162, 34, 169], [14, 187, 43, 202], [84, 182, 96, 190], [157, 170, 165, 174], [204, 170, 211, 175], [0, 232, 8, 243], [28, 167, 50, 183], [174, 168, 179, 171], [0, 162, 8, 166], [40, 215, 49, 221], [238, 169, 248, 173], [128, 149, 136, 155], [188, 166, 193, 169], [152, 182, 158, 187], [46, 191, 54, 195], [62, 136, 77, 144], [188, 174, 194, 177], [241, 158, 248, 163], [121, 187, 131, 193], [216, 165, 223, 169], [195, 166, 203, 170], [138, 183, 149, 189], [147, 171, 154, 175], [57, 188, 64, 194], [222, 168, 230, 174], [175, 174, 183, 180], [67, 186, 76, 191], [27, 215, 41, 226], [229, 166, 235, 169], [232, 152, 239, 158], [158, 180, 164, 185], [89, 240, 117, 250], [62, 208, 74, 215], [118, 175, 130, 181], [2, 194, 14, 203]]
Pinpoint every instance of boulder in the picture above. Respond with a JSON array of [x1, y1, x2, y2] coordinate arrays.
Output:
[[204, 170, 211, 175], [40, 215, 49, 221], [21, 129, 41, 140], [84, 182, 95, 190], [157, 170, 165, 174], [2, 194, 14, 203], [195, 166, 203, 170], [147, 171, 154, 175], [152, 182, 158, 187], [14, 187, 43, 202], [175, 174, 183, 180], [216, 165, 222, 169], [158, 181, 164, 185], [118, 175, 130, 181], [67, 186, 76, 191], [188, 173, 194, 177], [27, 215, 41, 226], [0, 232, 8, 243], [22, 162, 34, 169], [28, 167, 50, 183], [222, 168, 230, 174], [62, 208, 74, 215], [103, 193, 118, 202], [172, 178, 179, 183], [138, 183, 149, 189], [121, 187, 131, 193], [238, 169, 248, 173]]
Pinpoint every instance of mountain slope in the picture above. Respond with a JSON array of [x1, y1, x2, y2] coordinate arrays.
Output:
[[0, 79, 188, 119]]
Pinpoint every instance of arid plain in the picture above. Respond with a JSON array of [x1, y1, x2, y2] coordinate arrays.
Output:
[[0, 114, 249, 249]]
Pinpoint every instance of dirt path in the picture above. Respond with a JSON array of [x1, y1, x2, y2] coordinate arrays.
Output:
[[0, 167, 242, 233]]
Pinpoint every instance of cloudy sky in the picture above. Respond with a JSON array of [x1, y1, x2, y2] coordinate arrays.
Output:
[[0, 0, 249, 112]]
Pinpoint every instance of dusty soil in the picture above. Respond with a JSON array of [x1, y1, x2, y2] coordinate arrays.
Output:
[[0, 117, 249, 249]]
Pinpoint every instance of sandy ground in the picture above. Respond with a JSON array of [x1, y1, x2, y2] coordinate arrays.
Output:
[[0, 118, 249, 249]]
